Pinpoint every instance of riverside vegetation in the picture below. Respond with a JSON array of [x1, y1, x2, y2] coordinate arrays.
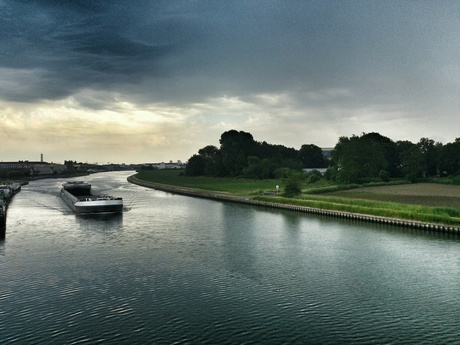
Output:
[[137, 129, 460, 227], [134, 170, 460, 227]]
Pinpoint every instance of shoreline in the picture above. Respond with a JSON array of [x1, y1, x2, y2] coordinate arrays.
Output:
[[127, 175, 460, 235]]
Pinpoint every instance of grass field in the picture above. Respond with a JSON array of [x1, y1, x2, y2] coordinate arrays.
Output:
[[133, 170, 460, 226], [134, 170, 285, 195]]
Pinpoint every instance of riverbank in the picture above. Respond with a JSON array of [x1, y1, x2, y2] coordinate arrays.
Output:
[[0, 182, 23, 239], [127, 175, 460, 235]]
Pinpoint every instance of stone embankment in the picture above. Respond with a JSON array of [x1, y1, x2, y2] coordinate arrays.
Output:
[[0, 182, 23, 239], [127, 176, 460, 235]]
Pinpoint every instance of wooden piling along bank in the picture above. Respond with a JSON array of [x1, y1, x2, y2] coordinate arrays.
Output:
[[128, 176, 460, 235]]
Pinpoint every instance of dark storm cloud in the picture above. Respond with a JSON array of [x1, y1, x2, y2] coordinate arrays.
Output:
[[0, 0, 183, 101], [1, 0, 459, 163], [0, 0, 459, 114]]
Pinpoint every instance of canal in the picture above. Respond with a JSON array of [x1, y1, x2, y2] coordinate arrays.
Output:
[[1, 171, 459, 344]]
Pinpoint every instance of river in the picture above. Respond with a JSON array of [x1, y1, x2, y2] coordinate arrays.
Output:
[[1, 171, 459, 344]]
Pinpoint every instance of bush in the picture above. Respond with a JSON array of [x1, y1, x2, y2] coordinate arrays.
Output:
[[274, 167, 292, 179], [283, 172, 303, 197], [305, 170, 322, 183], [378, 170, 390, 182], [284, 181, 301, 197], [324, 168, 336, 181]]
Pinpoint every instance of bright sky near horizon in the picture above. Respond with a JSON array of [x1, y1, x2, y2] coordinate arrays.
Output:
[[1, 0, 459, 164]]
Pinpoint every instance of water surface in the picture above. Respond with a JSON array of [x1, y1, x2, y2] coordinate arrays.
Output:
[[1, 172, 459, 344]]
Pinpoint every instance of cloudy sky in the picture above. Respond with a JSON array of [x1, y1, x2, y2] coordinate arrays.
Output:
[[1, 0, 459, 164]]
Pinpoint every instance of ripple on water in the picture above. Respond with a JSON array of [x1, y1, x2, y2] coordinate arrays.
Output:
[[1, 172, 460, 344]]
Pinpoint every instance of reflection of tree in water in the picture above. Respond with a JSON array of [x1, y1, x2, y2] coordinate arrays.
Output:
[[221, 204, 260, 280]]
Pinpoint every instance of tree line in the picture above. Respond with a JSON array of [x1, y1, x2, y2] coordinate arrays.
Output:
[[329, 133, 460, 183], [185, 130, 327, 179], [185, 130, 460, 184]]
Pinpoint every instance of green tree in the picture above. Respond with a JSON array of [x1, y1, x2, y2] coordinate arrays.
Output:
[[243, 156, 276, 179], [418, 138, 439, 177], [299, 144, 326, 168], [185, 154, 205, 176], [438, 139, 460, 176], [198, 145, 219, 159], [331, 132, 398, 183], [198, 145, 225, 176], [396, 140, 424, 181], [331, 135, 366, 182], [219, 130, 257, 176], [243, 156, 262, 178]]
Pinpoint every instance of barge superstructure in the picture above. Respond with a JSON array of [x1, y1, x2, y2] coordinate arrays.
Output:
[[60, 181, 123, 214]]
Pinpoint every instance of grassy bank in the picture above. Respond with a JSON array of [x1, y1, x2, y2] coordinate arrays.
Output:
[[133, 170, 460, 227], [253, 195, 460, 226], [134, 170, 286, 195]]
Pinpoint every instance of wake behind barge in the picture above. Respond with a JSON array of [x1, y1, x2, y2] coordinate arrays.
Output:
[[60, 181, 123, 214]]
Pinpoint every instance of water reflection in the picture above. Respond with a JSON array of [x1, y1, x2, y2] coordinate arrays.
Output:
[[221, 204, 259, 280], [2, 172, 460, 344], [75, 213, 124, 236]]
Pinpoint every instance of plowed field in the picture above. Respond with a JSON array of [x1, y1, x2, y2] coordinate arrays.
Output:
[[326, 183, 460, 208]]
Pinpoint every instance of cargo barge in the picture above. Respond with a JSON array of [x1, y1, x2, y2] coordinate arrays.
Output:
[[60, 181, 123, 214]]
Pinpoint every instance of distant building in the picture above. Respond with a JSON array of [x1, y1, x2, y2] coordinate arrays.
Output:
[[321, 148, 334, 159], [159, 161, 185, 170], [0, 161, 66, 175], [303, 168, 328, 175], [142, 160, 186, 170]]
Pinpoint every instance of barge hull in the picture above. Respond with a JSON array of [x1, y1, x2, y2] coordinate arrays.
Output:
[[60, 188, 123, 215]]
